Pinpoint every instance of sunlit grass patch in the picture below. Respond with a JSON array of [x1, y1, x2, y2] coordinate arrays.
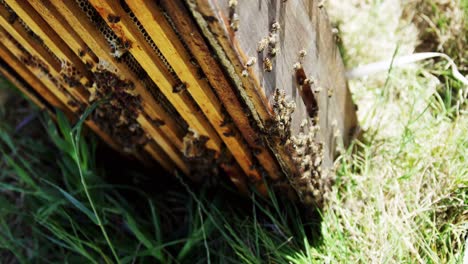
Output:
[[315, 0, 468, 262], [404, 0, 467, 72]]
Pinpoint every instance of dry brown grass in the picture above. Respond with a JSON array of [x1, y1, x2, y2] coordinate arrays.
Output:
[[297, 0, 468, 262], [404, 0, 467, 73]]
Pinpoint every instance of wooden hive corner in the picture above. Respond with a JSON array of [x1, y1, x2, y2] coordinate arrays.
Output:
[[0, 0, 358, 206]]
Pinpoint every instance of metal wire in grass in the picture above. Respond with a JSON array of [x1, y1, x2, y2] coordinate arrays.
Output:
[[346, 52, 468, 86], [347, 52, 468, 115]]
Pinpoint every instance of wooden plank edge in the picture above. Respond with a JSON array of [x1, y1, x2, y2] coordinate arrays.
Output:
[[125, 0, 265, 183]]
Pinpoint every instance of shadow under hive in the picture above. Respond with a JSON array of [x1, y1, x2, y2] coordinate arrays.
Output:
[[0, 0, 358, 207]]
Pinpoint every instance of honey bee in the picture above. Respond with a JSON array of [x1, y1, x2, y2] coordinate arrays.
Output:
[[7, 13, 17, 24], [172, 82, 187, 93], [327, 87, 334, 97], [223, 128, 236, 137], [304, 78, 314, 85], [268, 33, 278, 47], [294, 63, 306, 85], [228, 0, 240, 31], [152, 118, 165, 127], [107, 14, 121, 23], [245, 57, 257, 67], [109, 39, 129, 59], [257, 37, 269, 53], [299, 49, 307, 58], [228, 0, 238, 8], [252, 147, 262, 155], [263, 57, 273, 72], [271, 22, 280, 32], [293, 62, 302, 71], [331, 28, 341, 43], [318, 0, 325, 8], [67, 99, 79, 108], [269, 46, 279, 57], [88, 82, 98, 102], [230, 13, 240, 31], [313, 86, 323, 93], [128, 122, 140, 132]]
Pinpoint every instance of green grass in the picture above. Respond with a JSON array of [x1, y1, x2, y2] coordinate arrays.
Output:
[[0, 89, 320, 263], [1, 0, 468, 263]]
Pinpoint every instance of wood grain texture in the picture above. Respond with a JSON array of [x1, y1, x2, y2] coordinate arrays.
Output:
[[88, 0, 223, 152], [188, 0, 358, 170], [87, 0, 269, 185], [0, 0, 358, 200], [4, 0, 90, 103], [159, 0, 285, 181], [0, 39, 122, 152], [33, 0, 189, 174], [48, 0, 187, 148], [0, 49, 61, 111], [126, 0, 266, 182]]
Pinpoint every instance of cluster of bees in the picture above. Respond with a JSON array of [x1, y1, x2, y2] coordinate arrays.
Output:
[[182, 129, 219, 182], [13, 35, 81, 111], [90, 70, 148, 153], [109, 38, 131, 60], [287, 121, 331, 207], [257, 22, 280, 72], [228, 0, 240, 31], [225, 0, 332, 205], [270, 88, 331, 206], [240, 21, 281, 77], [10, 0, 148, 154], [4, 0, 336, 204], [20, 53, 48, 75], [263, 40, 331, 205], [60, 60, 82, 88], [270, 88, 295, 143], [229, 0, 283, 73]]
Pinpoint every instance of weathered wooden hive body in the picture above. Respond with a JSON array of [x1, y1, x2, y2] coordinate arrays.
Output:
[[0, 0, 357, 206]]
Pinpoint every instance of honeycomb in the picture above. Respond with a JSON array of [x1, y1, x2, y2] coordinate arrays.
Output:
[[0, 0, 355, 204]]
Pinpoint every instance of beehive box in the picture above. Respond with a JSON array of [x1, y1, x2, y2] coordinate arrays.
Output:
[[0, 0, 358, 206]]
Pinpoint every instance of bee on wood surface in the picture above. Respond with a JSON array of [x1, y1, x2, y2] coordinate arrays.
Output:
[[152, 118, 165, 127], [299, 49, 307, 60], [268, 46, 279, 57], [318, 0, 325, 8], [245, 57, 257, 67], [257, 37, 269, 53], [7, 13, 17, 24], [327, 87, 334, 98], [271, 22, 280, 32], [223, 128, 236, 137], [228, 0, 238, 8], [230, 13, 240, 31], [107, 14, 120, 23], [172, 82, 187, 93], [263, 57, 273, 72], [268, 32, 279, 47], [228, 0, 240, 31], [88, 82, 98, 102], [313, 86, 322, 93]]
